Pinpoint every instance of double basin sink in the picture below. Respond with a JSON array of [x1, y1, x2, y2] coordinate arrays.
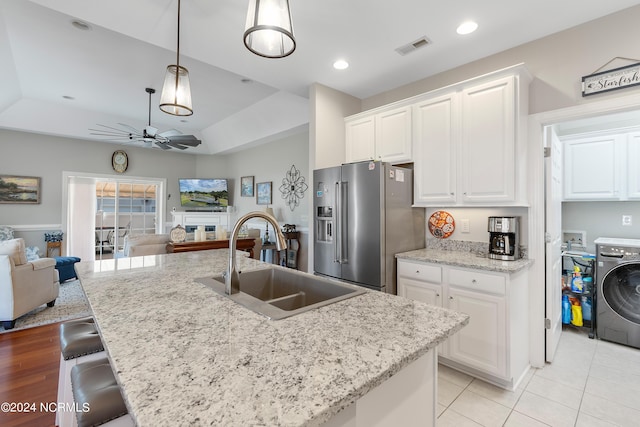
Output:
[[196, 267, 366, 320]]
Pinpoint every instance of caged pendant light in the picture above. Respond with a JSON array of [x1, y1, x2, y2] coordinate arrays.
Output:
[[244, 0, 296, 59], [160, 0, 193, 116]]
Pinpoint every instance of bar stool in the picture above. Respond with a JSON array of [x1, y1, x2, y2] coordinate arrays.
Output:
[[57, 317, 105, 427], [70, 357, 133, 427]]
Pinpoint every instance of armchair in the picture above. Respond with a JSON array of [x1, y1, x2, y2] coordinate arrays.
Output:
[[0, 238, 59, 329]]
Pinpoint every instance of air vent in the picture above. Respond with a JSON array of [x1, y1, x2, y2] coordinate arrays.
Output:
[[395, 36, 431, 56]]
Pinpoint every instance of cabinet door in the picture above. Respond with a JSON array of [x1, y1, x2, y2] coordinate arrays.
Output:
[[446, 286, 507, 378], [397, 277, 442, 307], [627, 132, 640, 199], [413, 94, 457, 204], [346, 116, 376, 163], [460, 76, 515, 203], [563, 135, 622, 200], [375, 106, 412, 163]]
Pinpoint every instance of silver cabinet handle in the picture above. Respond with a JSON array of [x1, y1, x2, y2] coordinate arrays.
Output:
[[472, 279, 477, 283], [436, 293, 440, 297], [416, 270, 420, 274], [449, 296, 454, 300]]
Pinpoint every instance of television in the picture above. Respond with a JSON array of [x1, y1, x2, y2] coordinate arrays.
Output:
[[178, 178, 229, 210]]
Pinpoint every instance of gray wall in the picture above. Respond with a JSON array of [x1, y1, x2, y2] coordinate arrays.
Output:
[[562, 201, 640, 253]]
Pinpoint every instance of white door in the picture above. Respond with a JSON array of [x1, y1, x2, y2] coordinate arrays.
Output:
[[545, 126, 563, 362]]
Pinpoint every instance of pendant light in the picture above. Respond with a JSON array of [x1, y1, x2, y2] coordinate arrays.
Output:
[[160, 0, 193, 116], [244, 0, 296, 58]]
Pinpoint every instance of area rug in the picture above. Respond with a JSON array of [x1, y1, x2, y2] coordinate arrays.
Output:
[[0, 279, 92, 333]]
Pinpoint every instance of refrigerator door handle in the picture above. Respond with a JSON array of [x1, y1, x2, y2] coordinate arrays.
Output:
[[340, 181, 348, 264], [334, 181, 341, 263]]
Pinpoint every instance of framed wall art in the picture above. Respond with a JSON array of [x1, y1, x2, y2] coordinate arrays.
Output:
[[241, 176, 254, 197], [256, 181, 272, 205], [0, 175, 41, 204]]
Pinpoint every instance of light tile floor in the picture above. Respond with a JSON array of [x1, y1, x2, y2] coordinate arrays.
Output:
[[437, 327, 640, 426]]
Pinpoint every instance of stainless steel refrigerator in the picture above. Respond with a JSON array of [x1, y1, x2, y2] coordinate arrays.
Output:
[[313, 161, 425, 294]]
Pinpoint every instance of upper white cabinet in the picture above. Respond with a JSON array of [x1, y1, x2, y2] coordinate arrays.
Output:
[[562, 131, 640, 201], [345, 105, 412, 164], [413, 65, 531, 206]]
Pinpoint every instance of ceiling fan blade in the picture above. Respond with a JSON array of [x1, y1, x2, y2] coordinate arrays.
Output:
[[168, 135, 201, 145], [167, 142, 189, 150], [154, 141, 172, 150], [117, 123, 142, 134], [158, 129, 182, 138]]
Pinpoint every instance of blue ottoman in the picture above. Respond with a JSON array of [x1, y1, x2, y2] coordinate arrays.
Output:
[[55, 257, 81, 282]]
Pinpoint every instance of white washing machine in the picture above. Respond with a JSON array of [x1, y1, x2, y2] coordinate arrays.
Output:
[[595, 237, 640, 348]]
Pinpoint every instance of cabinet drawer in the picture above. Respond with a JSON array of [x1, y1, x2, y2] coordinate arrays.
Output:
[[449, 268, 505, 295], [397, 260, 442, 283]]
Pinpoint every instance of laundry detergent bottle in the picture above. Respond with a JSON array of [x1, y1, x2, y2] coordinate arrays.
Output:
[[562, 295, 571, 324], [571, 266, 584, 293]]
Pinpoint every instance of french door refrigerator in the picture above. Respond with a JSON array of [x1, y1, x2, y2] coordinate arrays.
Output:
[[314, 161, 425, 294]]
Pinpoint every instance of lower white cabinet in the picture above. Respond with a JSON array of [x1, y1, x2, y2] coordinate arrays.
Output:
[[397, 258, 529, 390]]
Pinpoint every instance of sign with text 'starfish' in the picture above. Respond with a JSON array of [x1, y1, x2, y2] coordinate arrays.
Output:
[[582, 62, 640, 96]]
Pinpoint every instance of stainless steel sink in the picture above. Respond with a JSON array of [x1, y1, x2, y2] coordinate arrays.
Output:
[[196, 268, 366, 320]]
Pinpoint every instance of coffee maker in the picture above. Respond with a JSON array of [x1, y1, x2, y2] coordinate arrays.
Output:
[[488, 216, 519, 260]]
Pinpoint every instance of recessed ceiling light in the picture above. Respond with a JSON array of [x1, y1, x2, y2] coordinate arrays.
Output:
[[456, 21, 478, 35], [333, 60, 349, 70], [71, 20, 92, 31]]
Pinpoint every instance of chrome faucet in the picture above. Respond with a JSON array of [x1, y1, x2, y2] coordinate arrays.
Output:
[[225, 211, 287, 295]]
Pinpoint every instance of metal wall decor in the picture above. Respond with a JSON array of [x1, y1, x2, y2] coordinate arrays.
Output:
[[279, 165, 308, 211]]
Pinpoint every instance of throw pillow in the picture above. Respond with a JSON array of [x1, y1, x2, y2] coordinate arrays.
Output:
[[0, 226, 15, 241], [25, 245, 41, 262], [0, 238, 28, 266]]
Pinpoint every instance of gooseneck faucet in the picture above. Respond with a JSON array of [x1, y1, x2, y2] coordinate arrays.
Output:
[[226, 211, 287, 295]]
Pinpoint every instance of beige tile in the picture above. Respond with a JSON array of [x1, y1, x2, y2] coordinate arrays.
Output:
[[584, 376, 640, 415], [516, 366, 537, 390], [449, 389, 511, 427], [525, 375, 583, 409], [575, 412, 618, 427], [588, 360, 640, 391], [467, 378, 524, 408], [438, 364, 474, 388], [514, 391, 577, 427], [592, 340, 640, 374], [437, 409, 483, 427], [438, 377, 465, 407], [437, 403, 447, 417], [580, 392, 640, 427], [534, 358, 590, 391], [504, 411, 551, 427]]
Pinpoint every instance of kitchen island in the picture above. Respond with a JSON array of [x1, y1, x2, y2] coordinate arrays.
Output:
[[75, 250, 468, 426]]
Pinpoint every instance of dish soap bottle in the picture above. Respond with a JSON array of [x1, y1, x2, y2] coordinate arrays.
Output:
[[571, 266, 583, 293], [562, 295, 571, 324]]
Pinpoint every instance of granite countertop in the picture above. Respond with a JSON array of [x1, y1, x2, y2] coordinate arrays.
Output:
[[76, 250, 468, 427], [395, 248, 533, 273]]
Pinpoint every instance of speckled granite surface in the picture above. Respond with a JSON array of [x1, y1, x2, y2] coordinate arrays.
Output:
[[76, 250, 468, 427], [396, 248, 533, 273]]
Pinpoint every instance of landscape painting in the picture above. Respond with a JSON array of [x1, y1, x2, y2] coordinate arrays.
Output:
[[0, 175, 41, 204]]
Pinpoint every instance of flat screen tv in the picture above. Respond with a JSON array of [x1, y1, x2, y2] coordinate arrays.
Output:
[[178, 178, 229, 210]]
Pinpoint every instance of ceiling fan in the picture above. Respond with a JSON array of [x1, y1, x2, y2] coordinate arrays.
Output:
[[90, 88, 202, 150]]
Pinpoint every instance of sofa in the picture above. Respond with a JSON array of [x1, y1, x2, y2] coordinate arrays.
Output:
[[0, 238, 59, 329], [123, 234, 170, 257]]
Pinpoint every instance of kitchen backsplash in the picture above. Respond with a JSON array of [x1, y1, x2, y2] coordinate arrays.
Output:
[[426, 238, 528, 259]]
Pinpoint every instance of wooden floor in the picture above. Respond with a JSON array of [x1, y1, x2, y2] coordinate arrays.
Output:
[[0, 323, 60, 427]]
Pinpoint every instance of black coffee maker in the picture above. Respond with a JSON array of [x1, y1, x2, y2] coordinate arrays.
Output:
[[488, 216, 519, 260]]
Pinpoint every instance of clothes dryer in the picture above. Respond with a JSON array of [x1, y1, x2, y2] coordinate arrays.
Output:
[[595, 238, 640, 348]]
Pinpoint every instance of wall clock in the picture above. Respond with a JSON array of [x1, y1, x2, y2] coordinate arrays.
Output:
[[112, 150, 128, 173]]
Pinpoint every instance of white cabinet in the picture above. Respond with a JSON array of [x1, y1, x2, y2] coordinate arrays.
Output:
[[562, 131, 640, 200], [563, 134, 622, 200], [345, 105, 412, 164], [413, 66, 530, 206], [628, 133, 640, 199], [397, 258, 529, 389]]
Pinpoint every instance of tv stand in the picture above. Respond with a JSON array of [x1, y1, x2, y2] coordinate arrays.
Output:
[[172, 211, 230, 231]]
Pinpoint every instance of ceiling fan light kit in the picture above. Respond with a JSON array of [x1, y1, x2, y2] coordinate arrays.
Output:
[[244, 0, 296, 59], [160, 0, 193, 116]]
